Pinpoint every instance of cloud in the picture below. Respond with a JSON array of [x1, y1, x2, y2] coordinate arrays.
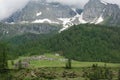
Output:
[[0, 0, 29, 20], [0, 0, 120, 20], [47, 0, 120, 8], [105, 0, 120, 5], [47, 0, 89, 8]]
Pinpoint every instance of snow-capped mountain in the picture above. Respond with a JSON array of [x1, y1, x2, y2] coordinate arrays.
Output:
[[2, 0, 120, 32], [83, 0, 120, 25], [3, 0, 83, 31]]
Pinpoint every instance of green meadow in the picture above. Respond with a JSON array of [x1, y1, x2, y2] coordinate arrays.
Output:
[[8, 53, 120, 69]]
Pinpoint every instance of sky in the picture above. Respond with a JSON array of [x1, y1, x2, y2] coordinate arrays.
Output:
[[0, 0, 120, 20], [47, 0, 120, 8], [0, 0, 29, 20]]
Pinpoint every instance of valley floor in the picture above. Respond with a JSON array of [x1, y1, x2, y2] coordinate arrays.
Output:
[[3, 54, 120, 80], [8, 54, 120, 69]]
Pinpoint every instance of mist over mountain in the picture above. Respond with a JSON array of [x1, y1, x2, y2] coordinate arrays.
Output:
[[0, 0, 29, 20], [0, 0, 120, 38], [0, 0, 120, 20], [3, 0, 120, 26]]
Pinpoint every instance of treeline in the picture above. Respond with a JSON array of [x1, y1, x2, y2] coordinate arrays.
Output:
[[0, 42, 9, 80], [0, 42, 8, 70]]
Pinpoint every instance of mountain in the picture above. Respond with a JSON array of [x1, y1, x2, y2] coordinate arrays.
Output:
[[0, 0, 120, 39], [5, 1, 76, 23], [83, 0, 120, 25], [3, 0, 82, 32], [3, 0, 120, 27], [0, 23, 60, 40]]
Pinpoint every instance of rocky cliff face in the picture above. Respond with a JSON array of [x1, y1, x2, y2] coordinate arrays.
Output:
[[2, 0, 120, 34], [82, 0, 120, 25], [83, 0, 105, 22], [4, 0, 76, 23], [0, 23, 60, 39], [3, 0, 84, 32], [103, 4, 120, 25]]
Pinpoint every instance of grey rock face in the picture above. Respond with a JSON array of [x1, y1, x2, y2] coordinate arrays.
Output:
[[0, 23, 60, 39], [83, 0, 105, 22], [103, 4, 120, 25], [83, 0, 120, 25], [3, 0, 120, 26], [4, 0, 76, 23]]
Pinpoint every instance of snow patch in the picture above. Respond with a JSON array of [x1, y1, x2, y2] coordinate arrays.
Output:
[[20, 21, 29, 24], [6, 31, 9, 34], [5, 22, 15, 24], [90, 17, 98, 24], [101, 0, 107, 5], [79, 13, 87, 24], [46, 8, 50, 10], [95, 15, 104, 24], [72, 8, 87, 24], [32, 19, 59, 24], [58, 8, 87, 32], [36, 12, 42, 16], [58, 18, 73, 32]]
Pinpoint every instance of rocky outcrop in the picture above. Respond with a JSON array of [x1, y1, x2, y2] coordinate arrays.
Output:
[[82, 0, 120, 25], [103, 4, 120, 25], [83, 0, 106, 22], [0, 23, 60, 39], [1, 0, 120, 35], [4, 0, 76, 23]]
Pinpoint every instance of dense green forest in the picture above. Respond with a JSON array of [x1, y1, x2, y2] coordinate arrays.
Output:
[[2, 24, 120, 63], [47, 24, 120, 62]]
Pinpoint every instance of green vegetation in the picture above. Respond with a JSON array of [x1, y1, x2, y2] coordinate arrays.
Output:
[[2, 24, 120, 63], [7, 54, 120, 80], [66, 58, 72, 69], [1, 23, 120, 79], [47, 24, 120, 62], [0, 42, 8, 70], [0, 42, 10, 80], [8, 54, 120, 69]]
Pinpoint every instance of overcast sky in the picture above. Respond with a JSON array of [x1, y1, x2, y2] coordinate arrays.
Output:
[[0, 0, 29, 20], [48, 0, 120, 7], [0, 0, 120, 20]]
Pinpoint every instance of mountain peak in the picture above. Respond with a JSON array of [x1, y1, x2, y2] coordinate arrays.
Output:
[[2, 0, 120, 28], [83, 0, 120, 25]]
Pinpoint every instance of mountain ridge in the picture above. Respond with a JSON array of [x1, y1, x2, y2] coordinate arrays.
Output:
[[1, 0, 120, 33]]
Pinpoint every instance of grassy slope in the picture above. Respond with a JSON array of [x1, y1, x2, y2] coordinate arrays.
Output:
[[8, 54, 120, 69], [7, 54, 120, 80]]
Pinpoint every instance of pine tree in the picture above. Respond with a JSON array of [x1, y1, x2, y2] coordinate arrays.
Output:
[[18, 60, 22, 70], [66, 58, 72, 69], [11, 60, 14, 66], [0, 42, 9, 80], [0, 42, 8, 72], [118, 69, 120, 80]]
